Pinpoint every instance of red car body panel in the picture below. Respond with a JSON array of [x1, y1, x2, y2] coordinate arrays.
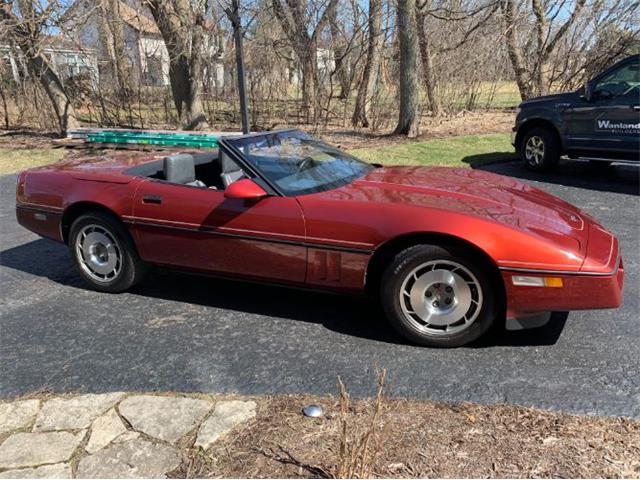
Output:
[[15, 151, 624, 325]]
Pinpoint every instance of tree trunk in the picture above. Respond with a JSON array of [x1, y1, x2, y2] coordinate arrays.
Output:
[[416, 8, 440, 116], [99, 0, 130, 95], [147, 0, 208, 130], [531, 0, 549, 96], [500, 0, 532, 100], [394, 0, 420, 137], [352, 0, 382, 127], [0, 83, 10, 129], [27, 55, 79, 133], [299, 39, 318, 123], [328, 2, 350, 99]]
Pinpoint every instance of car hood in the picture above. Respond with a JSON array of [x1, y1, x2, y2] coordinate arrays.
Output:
[[519, 91, 578, 107], [346, 166, 590, 252]]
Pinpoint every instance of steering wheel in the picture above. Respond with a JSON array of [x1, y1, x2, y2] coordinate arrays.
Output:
[[297, 156, 315, 172], [618, 81, 634, 95]]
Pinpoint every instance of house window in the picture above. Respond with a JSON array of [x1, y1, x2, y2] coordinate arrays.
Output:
[[144, 55, 163, 86]]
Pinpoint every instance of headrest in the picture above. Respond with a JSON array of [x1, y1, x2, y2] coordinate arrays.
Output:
[[163, 154, 196, 184], [221, 151, 240, 173]]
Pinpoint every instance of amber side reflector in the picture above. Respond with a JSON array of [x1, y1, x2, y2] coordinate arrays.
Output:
[[512, 276, 563, 287], [543, 277, 563, 288]]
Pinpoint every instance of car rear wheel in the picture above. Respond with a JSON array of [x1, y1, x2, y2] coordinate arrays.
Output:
[[69, 212, 146, 292], [521, 127, 560, 171], [380, 245, 498, 347]]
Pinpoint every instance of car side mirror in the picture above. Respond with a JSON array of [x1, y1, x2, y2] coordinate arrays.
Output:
[[224, 178, 268, 201]]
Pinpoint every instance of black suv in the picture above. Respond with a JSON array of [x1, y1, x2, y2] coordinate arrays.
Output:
[[512, 54, 639, 171]]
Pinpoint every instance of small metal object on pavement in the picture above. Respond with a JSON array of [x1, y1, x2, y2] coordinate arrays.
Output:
[[302, 404, 324, 418]]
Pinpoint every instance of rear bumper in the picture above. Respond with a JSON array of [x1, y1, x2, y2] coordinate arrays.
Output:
[[16, 203, 64, 242], [502, 258, 624, 323]]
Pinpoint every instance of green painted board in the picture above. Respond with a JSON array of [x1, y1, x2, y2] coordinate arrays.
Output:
[[87, 131, 220, 148]]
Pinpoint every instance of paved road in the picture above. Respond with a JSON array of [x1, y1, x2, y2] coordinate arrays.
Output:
[[1, 161, 638, 417]]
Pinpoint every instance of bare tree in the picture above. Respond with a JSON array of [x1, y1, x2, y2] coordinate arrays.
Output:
[[500, 0, 531, 99], [145, 0, 209, 130], [500, 0, 588, 99], [352, 0, 383, 127], [394, 0, 420, 137], [1, 0, 79, 133], [415, 5, 439, 115], [98, 0, 130, 94], [327, 1, 350, 99], [271, 0, 338, 122]]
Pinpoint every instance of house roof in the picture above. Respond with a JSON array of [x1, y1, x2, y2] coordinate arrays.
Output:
[[116, 2, 159, 35], [62, 0, 160, 35]]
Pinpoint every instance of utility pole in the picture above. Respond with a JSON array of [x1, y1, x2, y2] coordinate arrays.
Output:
[[225, 0, 250, 134]]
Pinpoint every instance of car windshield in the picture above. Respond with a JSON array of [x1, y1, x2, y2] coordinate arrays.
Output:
[[224, 130, 374, 196]]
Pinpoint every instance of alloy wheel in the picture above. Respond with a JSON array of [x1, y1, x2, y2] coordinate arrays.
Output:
[[398, 260, 483, 335], [75, 224, 122, 282], [525, 135, 545, 166]]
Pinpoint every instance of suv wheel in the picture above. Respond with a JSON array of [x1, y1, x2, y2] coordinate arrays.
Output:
[[521, 127, 560, 171], [380, 245, 498, 347]]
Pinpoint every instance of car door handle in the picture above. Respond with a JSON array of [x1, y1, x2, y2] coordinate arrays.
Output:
[[633, 105, 640, 111], [142, 195, 162, 204]]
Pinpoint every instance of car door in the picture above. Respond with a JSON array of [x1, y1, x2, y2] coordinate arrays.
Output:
[[564, 57, 640, 159], [129, 159, 307, 283]]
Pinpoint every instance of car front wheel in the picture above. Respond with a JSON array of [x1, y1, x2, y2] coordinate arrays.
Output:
[[69, 212, 146, 292], [521, 127, 560, 171], [380, 245, 498, 347]]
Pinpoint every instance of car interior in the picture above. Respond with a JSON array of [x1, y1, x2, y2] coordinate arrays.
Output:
[[123, 150, 246, 190]]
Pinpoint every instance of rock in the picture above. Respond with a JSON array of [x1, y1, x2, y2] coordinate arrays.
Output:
[[0, 400, 40, 435], [0, 463, 72, 479], [76, 438, 181, 478], [0, 431, 85, 469], [195, 400, 256, 449], [119, 395, 211, 444], [85, 408, 128, 454], [113, 431, 140, 443], [34, 393, 125, 431]]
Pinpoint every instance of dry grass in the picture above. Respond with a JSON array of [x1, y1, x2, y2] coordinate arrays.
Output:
[[320, 111, 514, 150], [0, 147, 66, 175], [187, 392, 639, 479], [335, 371, 386, 478]]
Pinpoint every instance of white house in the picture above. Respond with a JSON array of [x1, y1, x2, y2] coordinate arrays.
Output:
[[0, 37, 99, 86], [61, 0, 225, 89], [62, 0, 169, 87]]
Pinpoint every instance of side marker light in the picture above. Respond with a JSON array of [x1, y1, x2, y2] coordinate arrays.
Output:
[[512, 276, 563, 287]]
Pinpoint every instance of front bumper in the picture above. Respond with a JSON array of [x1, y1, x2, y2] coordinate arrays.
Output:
[[502, 258, 624, 327], [510, 129, 517, 147]]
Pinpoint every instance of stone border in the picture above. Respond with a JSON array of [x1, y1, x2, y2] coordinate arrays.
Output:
[[0, 393, 257, 478]]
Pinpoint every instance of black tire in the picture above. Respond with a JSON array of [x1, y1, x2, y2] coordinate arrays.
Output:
[[380, 245, 498, 347], [521, 126, 560, 172], [69, 211, 146, 292]]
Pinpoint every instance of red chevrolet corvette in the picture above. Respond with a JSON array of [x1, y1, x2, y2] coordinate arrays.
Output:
[[16, 129, 624, 347]]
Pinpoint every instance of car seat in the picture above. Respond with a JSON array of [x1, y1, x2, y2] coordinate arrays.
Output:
[[163, 154, 207, 187], [220, 151, 246, 188]]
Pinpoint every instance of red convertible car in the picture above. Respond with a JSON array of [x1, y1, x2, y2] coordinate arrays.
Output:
[[16, 129, 624, 347]]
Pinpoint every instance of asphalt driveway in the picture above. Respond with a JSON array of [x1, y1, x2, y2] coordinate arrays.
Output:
[[1, 161, 638, 417]]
